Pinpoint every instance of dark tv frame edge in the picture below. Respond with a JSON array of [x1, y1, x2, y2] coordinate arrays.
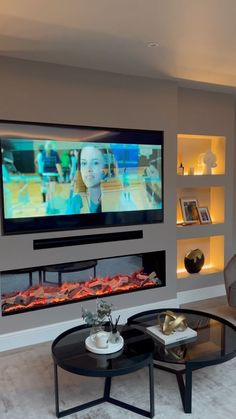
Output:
[[0, 119, 164, 236]]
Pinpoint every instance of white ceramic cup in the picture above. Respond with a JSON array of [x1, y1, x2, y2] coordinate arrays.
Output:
[[95, 331, 109, 349]]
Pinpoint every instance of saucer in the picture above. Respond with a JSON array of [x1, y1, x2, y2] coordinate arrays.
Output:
[[85, 334, 124, 354]]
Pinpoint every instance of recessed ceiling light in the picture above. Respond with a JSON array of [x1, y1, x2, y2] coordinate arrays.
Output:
[[146, 42, 159, 48]]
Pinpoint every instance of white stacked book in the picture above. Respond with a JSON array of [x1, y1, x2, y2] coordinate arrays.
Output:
[[146, 324, 197, 346]]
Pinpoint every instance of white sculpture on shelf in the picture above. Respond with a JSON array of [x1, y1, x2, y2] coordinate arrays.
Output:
[[199, 150, 217, 175]]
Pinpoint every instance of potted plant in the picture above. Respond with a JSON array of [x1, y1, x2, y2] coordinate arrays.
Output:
[[82, 299, 120, 342]]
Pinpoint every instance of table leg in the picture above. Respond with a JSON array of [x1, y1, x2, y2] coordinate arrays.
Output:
[[58, 272, 62, 286], [52, 359, 154, 418], [149, 360, 155, 418], [29, 272, 33, 287], [176, 367, 192, 413], [184, 366, 192, 413], [53, 362, 60, 418], [38, 270, 42, 285], [103, 377, 111, 400]]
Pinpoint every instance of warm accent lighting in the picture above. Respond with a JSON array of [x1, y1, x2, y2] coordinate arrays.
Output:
[[177, 264, 213, 275]]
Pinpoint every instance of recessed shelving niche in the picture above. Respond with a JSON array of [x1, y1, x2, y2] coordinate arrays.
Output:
[[176, 132, 226, 290], [177, 235, 224, 279], [177, 134, 225, 176], [177, 186, 224, 225]]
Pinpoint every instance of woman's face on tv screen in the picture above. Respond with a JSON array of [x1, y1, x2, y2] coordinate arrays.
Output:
[[80, 146, 105, 188]]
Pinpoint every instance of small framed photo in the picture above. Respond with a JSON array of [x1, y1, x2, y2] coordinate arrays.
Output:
[[197, 207, 212, 224], [180, 198, 199, 224]]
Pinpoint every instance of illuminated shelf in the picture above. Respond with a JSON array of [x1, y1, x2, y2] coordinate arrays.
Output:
[[177, 134, 225, 176], [176, 223, 224, 239], [177, 174, 225, 187], [177, 186, 225, 225], [177, 235, 224, 279], [176, 132, 226, 290], [177, 266, 221, 280]]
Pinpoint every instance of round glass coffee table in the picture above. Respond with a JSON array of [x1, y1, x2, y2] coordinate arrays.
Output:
[[52, 324, 155, 418], [127, 308, 236, 413]]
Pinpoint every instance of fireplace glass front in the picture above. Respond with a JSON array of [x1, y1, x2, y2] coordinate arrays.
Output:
[[1, 250, 165, 315]]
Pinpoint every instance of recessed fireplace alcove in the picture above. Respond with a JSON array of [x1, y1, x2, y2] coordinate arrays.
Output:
[[1, 250, 165, 316]]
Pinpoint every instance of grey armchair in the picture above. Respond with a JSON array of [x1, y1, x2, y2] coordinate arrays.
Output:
[[224, 255, 236, 307]]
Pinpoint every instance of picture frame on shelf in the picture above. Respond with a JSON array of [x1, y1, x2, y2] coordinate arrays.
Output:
[[197, 207, 212, 224], [180, 198, 199, 224]]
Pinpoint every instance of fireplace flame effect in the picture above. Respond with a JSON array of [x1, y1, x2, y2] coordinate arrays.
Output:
[[2, 269, 161, 315]]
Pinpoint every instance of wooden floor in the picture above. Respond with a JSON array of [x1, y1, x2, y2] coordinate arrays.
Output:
[[182, 295, 227, 309], [182, 295, 236, 325]]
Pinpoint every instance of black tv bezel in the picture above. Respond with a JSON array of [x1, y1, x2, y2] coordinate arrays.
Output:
[[0, 119, 164, 235]]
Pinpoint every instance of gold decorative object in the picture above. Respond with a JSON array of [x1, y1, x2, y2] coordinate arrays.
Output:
[[158, 310, 188, 335], [184, 248, 205, 274], [164, 346, 187, 361], [185, 249, 203, 264]]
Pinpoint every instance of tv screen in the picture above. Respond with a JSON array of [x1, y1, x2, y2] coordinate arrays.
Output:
[[0, 121, 163, 235]]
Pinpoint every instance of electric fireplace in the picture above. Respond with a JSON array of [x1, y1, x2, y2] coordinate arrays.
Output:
[[1, 250, 165, 316]]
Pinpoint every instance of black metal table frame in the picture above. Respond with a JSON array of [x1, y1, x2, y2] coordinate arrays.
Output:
[[128, 308, 236, 414], [43, 260, 97, 286], [2, 267, 42, 287], [52, 327, 155, 418], [153, 359, 206, 413]]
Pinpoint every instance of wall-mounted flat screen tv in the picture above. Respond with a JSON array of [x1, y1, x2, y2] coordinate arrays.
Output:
[[0, 120, 163, 235]]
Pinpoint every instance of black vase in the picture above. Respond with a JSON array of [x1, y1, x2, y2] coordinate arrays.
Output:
[[184, 249, 205, 274]]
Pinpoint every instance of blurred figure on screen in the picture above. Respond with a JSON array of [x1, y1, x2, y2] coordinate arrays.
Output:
[[67, 145, 117, 214], [80, 145, 105, 212], [34, 144, 46, 202], [122, 167, 130, 200], [143, 158, 162, 208], [69, 149, 78, 182], [60, 150, 71, 183], [2, 146, 18, 175], [35, 145, 44, 176], [42, 141, 63, 214]]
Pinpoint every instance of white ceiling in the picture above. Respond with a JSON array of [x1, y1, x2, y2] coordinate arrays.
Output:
[[0, 0, 236, 93]]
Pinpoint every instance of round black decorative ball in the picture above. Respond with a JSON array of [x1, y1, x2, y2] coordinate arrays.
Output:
[[184, 249, 205, 274]]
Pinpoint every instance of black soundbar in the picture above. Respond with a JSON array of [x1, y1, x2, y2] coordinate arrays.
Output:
[[33, 230, 143, 250]]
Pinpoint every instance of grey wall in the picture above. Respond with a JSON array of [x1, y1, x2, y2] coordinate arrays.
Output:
[[0, 56, 235, 336], [0, 56, 177, 334]]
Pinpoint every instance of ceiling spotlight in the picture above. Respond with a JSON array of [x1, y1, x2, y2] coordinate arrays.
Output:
[[146, 42, 159, 48]]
